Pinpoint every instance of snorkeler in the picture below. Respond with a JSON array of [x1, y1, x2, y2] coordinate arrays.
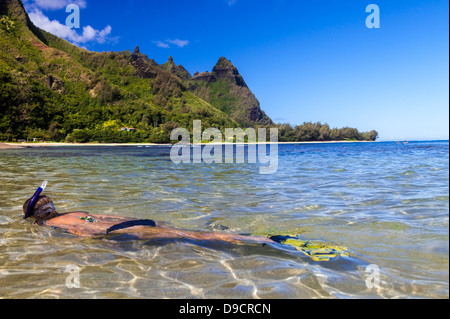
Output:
[[22, 181, 349, 261]]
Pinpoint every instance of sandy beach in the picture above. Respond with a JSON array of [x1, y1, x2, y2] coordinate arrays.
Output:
[[0, 142, 162, 149], [0, 143, 28, 150]]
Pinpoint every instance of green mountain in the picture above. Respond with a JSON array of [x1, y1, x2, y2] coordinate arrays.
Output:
[[0, 0, 378, 143], [0, 0, 260, 143]]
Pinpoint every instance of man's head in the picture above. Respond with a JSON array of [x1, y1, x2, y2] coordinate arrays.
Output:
[[23, 195, 58, 224]]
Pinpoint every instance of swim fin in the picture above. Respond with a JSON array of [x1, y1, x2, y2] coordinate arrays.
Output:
[[270, 235, 349, 261]]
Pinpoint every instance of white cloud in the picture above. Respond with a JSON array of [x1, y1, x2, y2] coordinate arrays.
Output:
[[96, 25, 112, 44], [28, 9, 112, 45], [154, 39, 190, 49], [166, 39, 190, 48], [154, 41, 170, 49]]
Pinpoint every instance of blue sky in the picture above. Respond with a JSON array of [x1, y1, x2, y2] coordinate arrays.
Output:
[[23, 0, 449, 140]]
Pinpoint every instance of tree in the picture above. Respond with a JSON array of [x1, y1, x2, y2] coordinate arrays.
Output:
[[48, 122, 64, 141], [319, 123, 331, 141], [362, 130, 379, 141]]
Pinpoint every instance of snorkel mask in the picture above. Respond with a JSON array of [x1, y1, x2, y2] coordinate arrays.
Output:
[[24, 181, 48, 219]]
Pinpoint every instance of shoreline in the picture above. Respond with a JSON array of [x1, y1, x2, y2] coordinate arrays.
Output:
[[4, 139, 448, 150], [1, 140, 446, 149], [0, 140, 380, 150]]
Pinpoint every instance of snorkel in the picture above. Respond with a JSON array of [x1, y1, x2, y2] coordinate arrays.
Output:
[[24, 181, 48, 219]]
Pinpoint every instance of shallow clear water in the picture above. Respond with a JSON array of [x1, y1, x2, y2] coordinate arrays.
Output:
[[0, 141, 448, 299]]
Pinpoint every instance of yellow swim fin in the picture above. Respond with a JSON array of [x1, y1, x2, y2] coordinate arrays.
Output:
[[270, 235, 349, 261]]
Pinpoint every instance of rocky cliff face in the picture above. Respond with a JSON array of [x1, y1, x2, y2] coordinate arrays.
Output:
[[130, 46, 158, 79], [192, 71, 216, 83], [212, 57, 247, 87], [189, 57, 273, 126]]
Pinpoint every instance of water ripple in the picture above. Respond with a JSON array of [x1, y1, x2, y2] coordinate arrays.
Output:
[[0, 141, 448, 298]]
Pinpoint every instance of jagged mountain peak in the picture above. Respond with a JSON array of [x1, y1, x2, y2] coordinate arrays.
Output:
[[189, 57, 273, 126], [214, 57, 236, 69], [160, 56, 191, 80], [211, 56, 246, 88]]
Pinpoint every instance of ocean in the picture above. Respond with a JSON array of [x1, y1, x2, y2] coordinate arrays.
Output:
[[0, 141, 448, 298]]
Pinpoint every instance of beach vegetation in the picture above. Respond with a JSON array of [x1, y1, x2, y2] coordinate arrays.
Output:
[[276, 122, 378, 142]]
